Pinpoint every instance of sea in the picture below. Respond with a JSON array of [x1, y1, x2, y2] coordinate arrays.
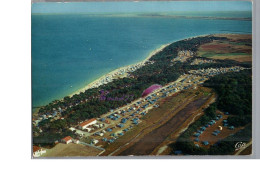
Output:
[[32, 12, 252, 108]]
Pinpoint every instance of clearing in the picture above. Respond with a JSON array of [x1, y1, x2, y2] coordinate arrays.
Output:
[[197, 34, 252, 63], [117, 88, 212, 156], [41, 143, 102, 157]]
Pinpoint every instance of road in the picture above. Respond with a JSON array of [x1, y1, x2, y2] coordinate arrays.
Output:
[[118, 96, 209, 156]]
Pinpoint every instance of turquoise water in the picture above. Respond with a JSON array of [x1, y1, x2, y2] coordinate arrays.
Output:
[[32, 13, 252, 107]]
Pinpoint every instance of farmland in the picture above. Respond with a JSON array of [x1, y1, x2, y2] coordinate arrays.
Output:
[[197, 34, 252, 63]]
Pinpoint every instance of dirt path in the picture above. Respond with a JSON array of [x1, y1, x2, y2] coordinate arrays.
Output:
[[118, 96, 209, 156]]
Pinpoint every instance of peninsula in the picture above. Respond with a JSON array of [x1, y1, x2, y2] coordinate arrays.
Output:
[[32, 34, 252, 157]]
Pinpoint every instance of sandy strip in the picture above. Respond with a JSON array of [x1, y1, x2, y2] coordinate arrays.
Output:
[[68, 33, 218, 97], [69, 43, 171, 97], [62, 33, 242, 99]]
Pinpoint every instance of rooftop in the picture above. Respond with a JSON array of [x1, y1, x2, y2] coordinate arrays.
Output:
[[33, 146, 41, 153], [79, 118, 96, 127], [62, 136, 72, 142]]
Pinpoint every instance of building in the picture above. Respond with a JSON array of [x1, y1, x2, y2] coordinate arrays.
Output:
[[92, 139, 99, 145], [61, 136, 73, 144], [72, 139, 79, 144], [85, 128, 92, 132], [69, 127, 76, 132], [78, 118, 97, 130], [33, 146, 46, 157]]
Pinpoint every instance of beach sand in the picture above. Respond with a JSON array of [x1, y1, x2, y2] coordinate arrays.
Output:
[[46, 33, 240, 102], [68, 43, 171, 97]]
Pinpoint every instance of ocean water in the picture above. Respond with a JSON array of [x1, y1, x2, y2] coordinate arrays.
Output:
[[32, 13, 252, 107]]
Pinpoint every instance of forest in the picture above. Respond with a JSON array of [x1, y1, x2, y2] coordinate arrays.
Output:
[[169, 69, 252, 155]]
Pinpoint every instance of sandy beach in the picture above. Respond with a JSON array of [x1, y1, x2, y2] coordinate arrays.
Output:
[[68, 33, 221, 97], [45, 33, 242, 104], [68, 43, 171, 97]]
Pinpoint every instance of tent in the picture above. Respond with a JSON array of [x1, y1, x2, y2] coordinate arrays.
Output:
[[102, 138, 107, 142], [117, 124, 124, 128], [229, 126, 235, 130], [202, 141, 209, 145]]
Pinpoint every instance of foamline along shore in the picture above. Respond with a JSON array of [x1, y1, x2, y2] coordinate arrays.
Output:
[[68, 33, 220, 98], [68, 43, 171, 97], [41, 33, 239, 106]]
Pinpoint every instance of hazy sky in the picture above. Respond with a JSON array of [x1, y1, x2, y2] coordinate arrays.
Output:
[[31, 1, 252, 14]]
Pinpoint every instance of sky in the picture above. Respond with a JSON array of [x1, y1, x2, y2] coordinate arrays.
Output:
[[31, 1, 252, 14]]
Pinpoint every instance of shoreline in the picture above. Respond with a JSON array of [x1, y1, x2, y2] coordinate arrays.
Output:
[[37, 33, 250, 109], [67, 33, 232, 97], [68, 43, 171, 97]]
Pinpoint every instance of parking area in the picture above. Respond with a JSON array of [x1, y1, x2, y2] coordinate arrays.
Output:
[[67, 67, 242, 150], [191, 111, 241, 148], [72, 74, 207, 148]]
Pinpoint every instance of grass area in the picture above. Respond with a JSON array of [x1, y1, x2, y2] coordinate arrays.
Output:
[[81, 137, 92, 144], [202, 90, 210, 96], [197, 34, 252, 63], [41, 143, 102, 157], [116, 87, 213, 156], [199, 52, 248, 58], [150, 87, 216, 155], [101, 88, 203, 156]]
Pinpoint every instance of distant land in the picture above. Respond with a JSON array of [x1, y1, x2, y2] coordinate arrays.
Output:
[[31, 12, 252, 21], [136, 13, 252, 21], [63, 13, 251, 21]]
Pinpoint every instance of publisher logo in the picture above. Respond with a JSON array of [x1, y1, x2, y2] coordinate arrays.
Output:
[[235, 142, 246, 151]]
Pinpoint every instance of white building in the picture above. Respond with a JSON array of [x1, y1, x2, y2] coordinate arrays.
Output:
[[61, 136, 73, 144], [72, 139, 79, 144], [69, 127, 76, 132], [85, 128, 92, 132], [78, 118, 97, 130]]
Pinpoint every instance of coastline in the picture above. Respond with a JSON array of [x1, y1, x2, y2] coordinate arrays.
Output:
[[39, 33, 250, 108], [68, 43, 171, 97], [69, 33, 250, 98]]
